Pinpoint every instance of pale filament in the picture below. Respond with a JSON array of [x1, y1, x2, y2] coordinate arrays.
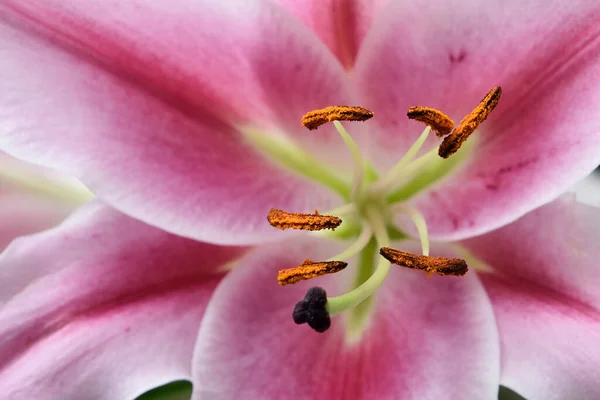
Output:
[[332, 120, 366, 201], [327, 224, 373, 262], [390, 203, 430, 256], [369, 126, 432, 195]]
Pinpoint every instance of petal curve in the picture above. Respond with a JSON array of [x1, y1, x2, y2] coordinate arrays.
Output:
[[0, 193, 72, 252], [272, 0, 389, 69], [0, 152, 91, 251], [0, 0, 353, 245], [0, 201, 247, 399], [462, 198, 600, 400], [354, 0, 600, 238], [571, 171, 600, 207], [192, 237, 499, 399]]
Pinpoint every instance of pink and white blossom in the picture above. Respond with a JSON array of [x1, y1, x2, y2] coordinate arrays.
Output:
[[1, 0, 599, 399]]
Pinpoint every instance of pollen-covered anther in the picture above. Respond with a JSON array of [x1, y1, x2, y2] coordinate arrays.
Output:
[[293, 287, 331, 333], [407, 106, 455, 137], [301, 106, 374, 130], [267, 208, 342, 231], [278, 259, 348, 285], [379, 247, 468, 276], [439, 86, 502, 158]]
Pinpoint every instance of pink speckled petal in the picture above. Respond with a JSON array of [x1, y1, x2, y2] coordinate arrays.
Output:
[[272, 0, 389, 68], [192, 237, 499, 400], [0, 201, 246, 399], [0, 0, 354, 245], [354, 0, 600, 239], [463, 197, 600, 400]]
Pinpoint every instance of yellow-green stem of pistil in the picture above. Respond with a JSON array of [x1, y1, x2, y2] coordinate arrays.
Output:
[[326, 206, 390, 316], [344, 236, 377, 340]]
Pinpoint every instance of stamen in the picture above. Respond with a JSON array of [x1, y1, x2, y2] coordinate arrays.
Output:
[[278, 259, 348, 285], [391, 204, 430, 256], [332, 121, 365, 200], [312, 203, 359, 240], [438, 86, 502, 158], [243, 128, 351, 199], [267, 208, 342, 231], [384, 147, 437, 200], [326, 223, 373, 261], [293, 287, 331, 332], [407, 106, 454, 137], [379, 247, 468, 276], [301, 106, 374, 131], [370, 126, 432, 194], [323, 203, 357, 218]]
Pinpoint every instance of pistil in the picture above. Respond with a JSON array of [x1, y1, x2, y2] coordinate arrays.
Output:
[[325, 205, 391, 316], [293, 287, 331, 332]]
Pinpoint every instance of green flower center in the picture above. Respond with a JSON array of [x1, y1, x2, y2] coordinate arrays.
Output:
[[244, 87, 501, 340], [245, 121, 465, 340]]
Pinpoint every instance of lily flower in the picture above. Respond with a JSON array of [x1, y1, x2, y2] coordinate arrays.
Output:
[[0, 0, 599, 399]]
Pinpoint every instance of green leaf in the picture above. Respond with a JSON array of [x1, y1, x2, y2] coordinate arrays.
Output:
[[498, 385, 526, 400], [135, 380, 192, 400]]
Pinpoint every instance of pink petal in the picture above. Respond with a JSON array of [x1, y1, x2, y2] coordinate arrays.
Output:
[[0, 0, 354, 245], [0, 152, 91, 251], [0, 201, 247, 399], [462, 197, 600, 400], [353, 0, 600, 238], [0, 192, 73, 252], [272, 0, 389, 69], [192, 237, 499, 399]]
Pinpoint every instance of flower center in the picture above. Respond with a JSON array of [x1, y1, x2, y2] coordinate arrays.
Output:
[[256, 88, 502, 338]]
